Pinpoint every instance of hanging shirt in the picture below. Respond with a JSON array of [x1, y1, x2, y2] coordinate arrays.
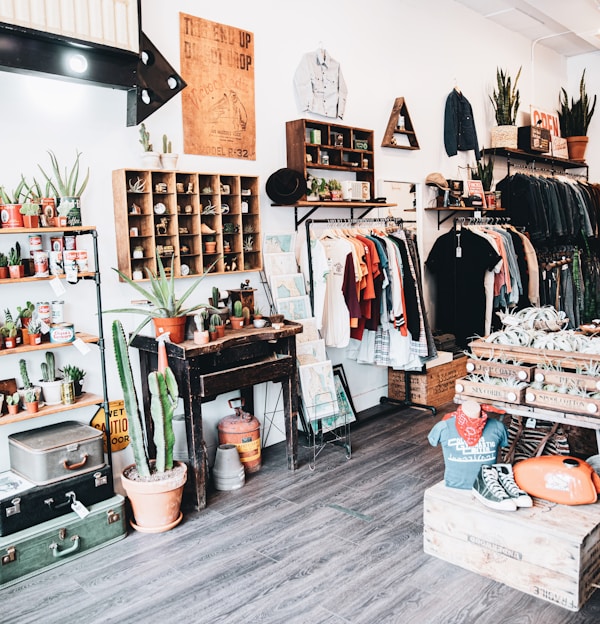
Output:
[[293, 49, 348, 119]]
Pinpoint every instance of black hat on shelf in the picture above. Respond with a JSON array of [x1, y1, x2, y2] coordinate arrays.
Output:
[[265, 168, 306, 205]]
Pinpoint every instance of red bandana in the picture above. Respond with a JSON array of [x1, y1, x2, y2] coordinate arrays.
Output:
[[454, 405, 488, 446]]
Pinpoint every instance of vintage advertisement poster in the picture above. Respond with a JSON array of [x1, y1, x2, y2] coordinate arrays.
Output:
[[180, 14, 256, 160]]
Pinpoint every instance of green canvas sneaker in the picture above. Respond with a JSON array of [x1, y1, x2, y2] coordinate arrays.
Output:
[[472, 465, 517, 511]]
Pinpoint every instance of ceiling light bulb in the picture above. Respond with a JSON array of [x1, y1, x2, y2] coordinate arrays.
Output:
[[69, 54, 88, 74]]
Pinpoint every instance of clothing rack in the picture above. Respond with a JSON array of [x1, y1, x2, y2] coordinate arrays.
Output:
[[304, 216, 436, 417]]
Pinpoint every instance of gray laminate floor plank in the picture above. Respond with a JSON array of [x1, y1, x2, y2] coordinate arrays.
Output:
[[2, 403, 600, 623]]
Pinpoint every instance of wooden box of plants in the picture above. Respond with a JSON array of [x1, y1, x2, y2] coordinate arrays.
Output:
[[465, 357, 535, 382], [524, 385, 600, 417], [454, 374, 527, 404]]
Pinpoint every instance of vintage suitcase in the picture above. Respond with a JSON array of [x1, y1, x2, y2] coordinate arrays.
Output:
[[0, 494, 126, 588], [8, 421, 105, 485], [0, 465, 114, 536]]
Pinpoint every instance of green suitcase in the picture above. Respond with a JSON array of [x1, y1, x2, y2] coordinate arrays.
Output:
[[0, 494, 126, 588]]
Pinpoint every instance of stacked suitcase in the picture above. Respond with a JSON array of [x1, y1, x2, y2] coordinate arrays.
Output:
[[1, 421, 126, 588]]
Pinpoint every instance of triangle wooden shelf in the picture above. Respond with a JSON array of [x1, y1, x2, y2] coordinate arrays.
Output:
[[382, 97, 420, 150]]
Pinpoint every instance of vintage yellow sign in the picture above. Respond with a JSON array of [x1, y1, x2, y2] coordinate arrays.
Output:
[[180, 14, 256, 160], [90, 400, 130, 453]]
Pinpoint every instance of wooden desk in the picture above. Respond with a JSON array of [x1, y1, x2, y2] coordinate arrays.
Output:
[[131, 321, 302, 510]]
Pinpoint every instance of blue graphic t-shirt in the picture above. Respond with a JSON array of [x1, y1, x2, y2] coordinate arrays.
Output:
[[428, 417, 508, 489]]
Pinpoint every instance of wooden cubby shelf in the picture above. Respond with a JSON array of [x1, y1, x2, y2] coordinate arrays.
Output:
[[112, 169, 262, 280]]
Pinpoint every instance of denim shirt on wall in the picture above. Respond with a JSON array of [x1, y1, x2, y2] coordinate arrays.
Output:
[[294, 48, 348, 119]]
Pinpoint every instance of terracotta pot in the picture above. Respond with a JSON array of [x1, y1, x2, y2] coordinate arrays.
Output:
[[152, 316, 187, 343], [121, 461, 187, 533], [25, 401, 39, 414], [7, 403, 19, 415], [230, 316, 244, 329], [4, 337, 16, 349], [204, 241, 217, 254], [29, 332, 42, 346], [22, 214, 40, 228], [194, 330, 210, 345], [8, 265, 24, 279], [216, 324, 225, 338], [0, 267, 8, 279], [0, 204, 24, 228], [209, 330, 218, 342], [566, 136, 589, 162]]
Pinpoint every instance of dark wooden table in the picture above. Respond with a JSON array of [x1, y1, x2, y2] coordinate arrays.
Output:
[[131, 321, 302, 510]]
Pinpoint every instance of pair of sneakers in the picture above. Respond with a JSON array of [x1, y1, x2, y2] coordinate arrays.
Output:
[[472, 463, 533, 511]]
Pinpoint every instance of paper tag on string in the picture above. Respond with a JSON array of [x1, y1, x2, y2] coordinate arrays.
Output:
[[73, 338, 91, 355], [50, 278, 66, 296]]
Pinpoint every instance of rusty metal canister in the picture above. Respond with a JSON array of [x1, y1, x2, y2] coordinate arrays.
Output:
[[217, 399, 262, 473]]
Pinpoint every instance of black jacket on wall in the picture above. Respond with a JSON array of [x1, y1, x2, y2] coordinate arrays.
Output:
[[444, 89, 480, 161]]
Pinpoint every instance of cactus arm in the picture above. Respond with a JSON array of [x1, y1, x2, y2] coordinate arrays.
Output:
[[46, 352, 55, 381], [112, 320, 150, 477], [149, 367, 178, 472]]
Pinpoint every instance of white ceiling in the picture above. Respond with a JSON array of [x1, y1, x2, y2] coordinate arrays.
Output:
[[454, 0, 600, 56]]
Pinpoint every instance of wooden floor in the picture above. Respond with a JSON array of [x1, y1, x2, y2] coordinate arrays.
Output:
[[2, 402, 600, 624]]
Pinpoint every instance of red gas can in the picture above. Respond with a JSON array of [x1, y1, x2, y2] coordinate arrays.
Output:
[[217, 399, 262, 473]]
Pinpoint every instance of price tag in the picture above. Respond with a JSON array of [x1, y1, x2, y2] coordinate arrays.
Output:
[[456, 246, 462, 258], [525, 417, 537, 429], [40, 319, 50, 335], [73, 338, 91, 355], [50, 277, 66, 296], [71, 499, 90, 519]]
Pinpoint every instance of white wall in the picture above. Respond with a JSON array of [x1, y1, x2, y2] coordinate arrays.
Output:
[[0, 0, 590, 476]]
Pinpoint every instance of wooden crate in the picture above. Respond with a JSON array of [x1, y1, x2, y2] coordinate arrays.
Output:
[[454, 377, 526, 404], [424, 481, 600, 611], [465, 358, 535, 382], [525, 387, 600, 417], [387, 356, 466, 407], [533, 368, 600, 393]]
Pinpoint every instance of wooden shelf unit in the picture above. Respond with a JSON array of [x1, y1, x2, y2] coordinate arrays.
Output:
[[381, 97, 419, 150], [112, 169, 262, 280], [0, 226, 110, 457], [285, 119, 375, 202]]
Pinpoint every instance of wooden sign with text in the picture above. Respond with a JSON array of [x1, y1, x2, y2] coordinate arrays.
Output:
[[180, 14, 256, 160]]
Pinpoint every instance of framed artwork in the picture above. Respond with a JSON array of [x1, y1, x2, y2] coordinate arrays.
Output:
[[333, 364, 357, 425], [276, 295, 311, 320], [296, 338, 327, 365], [262, 252, 298, 276], [271, 273, 306, 299], [263, 233, 295, 253], [299, 360, 339, 421], [295, 317, 320, 343]]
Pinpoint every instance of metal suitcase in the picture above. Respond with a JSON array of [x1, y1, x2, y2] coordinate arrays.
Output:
[[8, 421, 105, 485], [0, 494, 126, 588], [0, 466, 114, 536]]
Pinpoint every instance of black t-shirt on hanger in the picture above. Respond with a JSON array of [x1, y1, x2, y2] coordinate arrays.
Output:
[[426, 228, 501, 346]]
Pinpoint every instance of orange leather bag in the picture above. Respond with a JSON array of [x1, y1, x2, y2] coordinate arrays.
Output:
[[514, 456, 600, 505]]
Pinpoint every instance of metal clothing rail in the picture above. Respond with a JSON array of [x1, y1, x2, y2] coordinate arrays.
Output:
[[303, 217, 436, 416]]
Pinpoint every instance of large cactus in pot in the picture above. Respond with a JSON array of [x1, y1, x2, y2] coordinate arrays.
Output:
[[148, 366, 178, 472]]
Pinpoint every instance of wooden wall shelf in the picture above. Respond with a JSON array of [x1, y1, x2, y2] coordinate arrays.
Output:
[[382, 97, 420, 150], [112, 169, 262, 280]]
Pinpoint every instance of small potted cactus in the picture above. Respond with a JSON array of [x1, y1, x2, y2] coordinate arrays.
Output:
[[38, 351, 63, 405], [160, 134, 179, 170], [6, 392, 20, 415], [193, 309, 210, 344], [139, 123, 161, 169], [230, 300, 244, 329], [24, 388, 39, 414]]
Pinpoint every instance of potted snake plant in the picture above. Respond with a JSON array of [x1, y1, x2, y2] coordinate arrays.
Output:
[[489, 66, 521, 149]]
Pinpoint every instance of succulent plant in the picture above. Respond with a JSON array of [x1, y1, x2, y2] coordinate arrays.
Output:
[[41, 351, 57, 382], [139, 123, 153, 152], [38, 149, 90, 197], [19, 358, 32, 389], [233, 300, 243, 317]]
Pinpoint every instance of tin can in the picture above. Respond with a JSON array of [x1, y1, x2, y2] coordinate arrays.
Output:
[[36, 301, 51, 325], [50, 237, 64, 252], [49, 250, 63, 276], [64, 235, 76, 251], [49, 322, 75, 344], [33, 251, 49, 277], [60, 380, 75, 405], [28, 235, 42, 258], [51, 300, 64, 324]]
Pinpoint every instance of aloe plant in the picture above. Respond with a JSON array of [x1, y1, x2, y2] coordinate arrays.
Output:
[[112, 319, 179, 477], [490, 66, 521, 125], [38, 149, 90, 197], [558, 69, 597, 137], [0, 178, 27, 204]]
